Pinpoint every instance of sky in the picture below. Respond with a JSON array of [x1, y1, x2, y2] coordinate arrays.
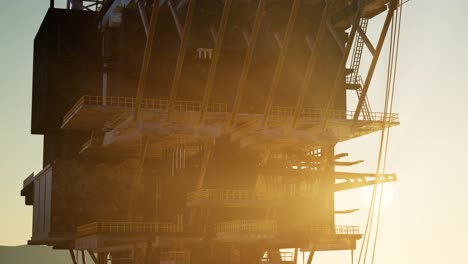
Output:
[[1, 0, 468, 263]]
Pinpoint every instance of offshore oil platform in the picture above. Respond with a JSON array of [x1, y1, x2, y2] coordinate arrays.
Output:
[[20, 0, 402, 263]]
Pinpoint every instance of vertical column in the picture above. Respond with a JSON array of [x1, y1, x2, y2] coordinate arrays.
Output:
[[321, 144, 335, 227], [102, 30, 112, 106], [306, 250, 315, 264], [144, 236, 154, 264], [293, 248, 299, 264], [230, 245, 240, 264], [71, 0, 84, 10], [97, 252, 107, 264], [69, 249, 78, 264]]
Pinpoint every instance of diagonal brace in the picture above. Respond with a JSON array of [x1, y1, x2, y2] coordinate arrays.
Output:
[[291, 2, 331, 129], [353, 0, 399, 124], [262, 0, 302, 128], [134, 1, 161, 122], [355, 24, 376, 55], [199, 0, 233, 124], [167, 0, 197, 120], [230, 0, 267, 126]]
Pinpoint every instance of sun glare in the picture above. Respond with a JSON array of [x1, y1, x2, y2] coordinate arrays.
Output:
[[360, 184, 395, 209]]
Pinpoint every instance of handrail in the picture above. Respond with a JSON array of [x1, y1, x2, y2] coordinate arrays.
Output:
[[214, 220, 278, 233], [76, 222, 178, 236], [187, 189, 279, 202], [64, 95, 399, 125], [270, 106, 399, 123], [213, 221, 359, 235], [261, 252, 294, 262], [295, 225, 360, 235], [63, 95, 228, 123]]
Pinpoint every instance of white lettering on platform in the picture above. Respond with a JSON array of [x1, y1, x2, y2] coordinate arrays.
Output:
[[197, 48, 213, 60]]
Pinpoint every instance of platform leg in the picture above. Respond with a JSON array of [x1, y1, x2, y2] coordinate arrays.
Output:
[[144, 236, 154, 264], [69, 249, 78, 264], [306, 251, 315, 264], [87, 250, 98, 264]]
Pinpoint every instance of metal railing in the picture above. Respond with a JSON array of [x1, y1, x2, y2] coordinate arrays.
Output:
[[214, 220, 278, 233], [187, 189, 279, 202], [295, 225, 360, 235], [213, 221, 359, 237], [270, 106, 399, 123], [63, 95, 228, 124], [261, 252, 294, 263], [66, 0, 103, 11], [76, 222, 178, 236], [64, 95, 398, 126]]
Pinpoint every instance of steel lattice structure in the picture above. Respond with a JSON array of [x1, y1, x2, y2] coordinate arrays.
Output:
[[21, 0, 402, 263]]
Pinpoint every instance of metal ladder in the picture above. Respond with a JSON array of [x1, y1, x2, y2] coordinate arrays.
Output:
[[348, 18, 373, 121], [355, 75, 373, 120]]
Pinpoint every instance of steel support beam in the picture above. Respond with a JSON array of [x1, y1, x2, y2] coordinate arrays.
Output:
[[136, 0, 150, 37], [128, 135, 150, 220], [334, 174, 397, 192], [321, 144, 335, 226], [230, 0, 266, 126], [168, 0, 197, 120], [291, 2, 330, 129], [168, 0, 184, 39], [144, 236, 154, 264], [353, 0, 399, 124], [335, 160, 364, 166], [320, 12, 361, 132], [262, 0, 301, 128], [306, 250, 315, 264], [196, 140, 214, 189], [134, 1, 161, 122], [326, 19, 346, 55], [98, 253, 107, 264], [293, 248, 299, 264], [199, 0, 233, 124], [356, 25, 376, 55], [71, 0, 84, 10], [335, 209, 359, 214], [87, 250, 98, 264], [335, 172, 396, 180], [69, 249, 78, 264]]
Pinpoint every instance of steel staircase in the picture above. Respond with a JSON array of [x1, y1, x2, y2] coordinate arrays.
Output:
[[347, 18, 373, 121], [355, 75, 373, 120]]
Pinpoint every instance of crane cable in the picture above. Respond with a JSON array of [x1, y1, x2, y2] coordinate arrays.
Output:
[[356, 2, 403, 264], [356, 17, 392, 264], [363, 9, 398, 264], [370, 3, 403, 264], [358, 6, 395, 263]]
